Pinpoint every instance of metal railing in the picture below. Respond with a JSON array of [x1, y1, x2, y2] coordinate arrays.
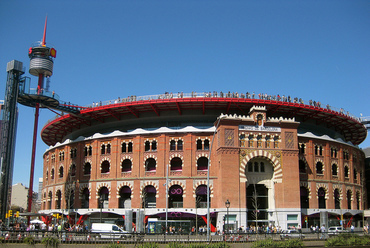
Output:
[[44, 91, 362, 126], [0, 229, 365, 244]]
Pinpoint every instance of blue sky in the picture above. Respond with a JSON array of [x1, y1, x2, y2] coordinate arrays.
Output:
[[0, 0, 369, 191]]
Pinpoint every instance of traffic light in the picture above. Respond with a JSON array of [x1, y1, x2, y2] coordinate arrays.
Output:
[[8, 210, 12, 217], [53, 213, 62, 219], [305, 216, 308, 222], [5, 213, 8, 219], [15, 211, 19, 218]]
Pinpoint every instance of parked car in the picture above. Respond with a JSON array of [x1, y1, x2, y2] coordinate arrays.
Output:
[[280, 229, 305, 239], [328, 226, 348, 236]]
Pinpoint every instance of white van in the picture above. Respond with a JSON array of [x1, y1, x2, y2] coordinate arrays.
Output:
[[91, 223, 129, 239]]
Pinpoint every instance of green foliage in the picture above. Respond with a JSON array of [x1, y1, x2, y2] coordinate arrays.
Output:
[[325, 233, 370, 247], [251, 238, 304, 248], [101, 243, 125, 248], [210, 243, 231, 248], [41, 236, 59, 248], [168, 242, 186, 248], [187, 244, 207, 248], [136, 243, 159, 248], [23, 236, 36, 245]]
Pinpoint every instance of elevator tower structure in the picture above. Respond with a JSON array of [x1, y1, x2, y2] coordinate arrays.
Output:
[[0, 61, 24, 220]]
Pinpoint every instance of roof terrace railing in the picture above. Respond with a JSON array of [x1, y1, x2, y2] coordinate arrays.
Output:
[[43, 91, 362, 125], [87, 91, 360, 121]]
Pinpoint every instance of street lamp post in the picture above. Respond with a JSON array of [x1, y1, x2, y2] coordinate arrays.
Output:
[[165, 164, 169, 234], [99, 197, 104, 223], [225, 199, 230, 233], [207, 114, 226, 241]]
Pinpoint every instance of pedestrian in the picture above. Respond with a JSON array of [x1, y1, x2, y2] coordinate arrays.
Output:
[[320, 224, 326, 239]]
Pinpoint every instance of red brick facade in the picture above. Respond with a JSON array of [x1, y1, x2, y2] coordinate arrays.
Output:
[[40, 101, 366, 231]]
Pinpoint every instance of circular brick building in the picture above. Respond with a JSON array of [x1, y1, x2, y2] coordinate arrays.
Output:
[[39, 92, 367, 233]]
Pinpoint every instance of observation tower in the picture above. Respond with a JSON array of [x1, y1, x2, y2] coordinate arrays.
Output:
[[6, 17, 81, 222], [24, 16, 57, 220]]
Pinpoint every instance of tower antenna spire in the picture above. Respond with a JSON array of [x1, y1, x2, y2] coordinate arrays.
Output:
[[42, 16, 47, 46]]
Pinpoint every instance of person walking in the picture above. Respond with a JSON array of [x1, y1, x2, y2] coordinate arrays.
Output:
[[320, 224, 326, 239]]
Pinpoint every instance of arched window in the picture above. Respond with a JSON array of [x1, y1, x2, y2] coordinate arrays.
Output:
[[128, 142, 133, 152], [331, 148, 337, 158], [299, 144, 305, 154], [85, 145, 92, 156], [46, 171, 49, 181], [70, 148, 77, 158], [334, 189, 340, 209], [356, 192, 360, 210], [300, 186, 309, 209], [59, 166, 64, 178], [106, 144, 111, 154], [316, 162, 323, 174], [344, 166, 349, 178], [177, 140, 183, 151], [273, 136, 279, 148], [70, 164, 76, 177], [101, 160, 110, 174], [59, 151, 64, 161], [101, 144, 106, 155], [56, 190, 62, 209], [204, 139, 210, 150], [121, 142, 127, 153], [145, 141, 150, 151], [145, 158, 156, 172], [265, 135, 270, 148], [260, 162, 265, 172], [247, 162, 253, 172], [121, 159, 132, 172], [51, 168, 55, 179], [98, 187, 109, 208], [240, 134, 246, 147], [119, 186, 131, 209], [248, 135, 254, 147], [332, 164, 338, 176], [254, 162, 259, 172], [81, 188, 89, 208], [169, 185, 183, 208], [318, 187, 326, 209], [195, 185, 210, 208], [347, 190, 352, 209], [196, 140, 202, 150], [170, 157, 182, 171], [354, 169, 357, 180], [142, 185, 156, 208], [257, 135, 262, 148], [170, 140, 176, 151], [197, 157, 208, 171], [152, 141, 157, 151], [48, 191, 53, 209], [84, 162, 91, 175]]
